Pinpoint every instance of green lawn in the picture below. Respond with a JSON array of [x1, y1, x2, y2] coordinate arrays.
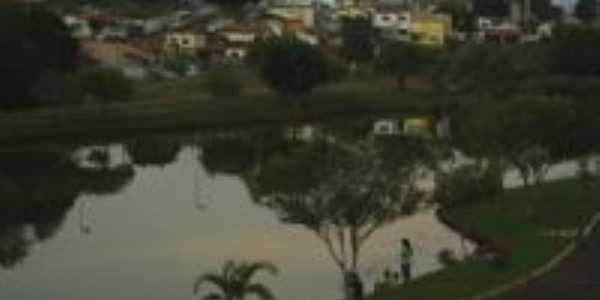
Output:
[[371, 179, 600, 300], [0, 78, 437, 144]]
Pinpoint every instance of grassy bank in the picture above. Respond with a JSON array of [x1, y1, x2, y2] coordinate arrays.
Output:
[[0, 78, 437, 144], [371, 179, 600, 300]]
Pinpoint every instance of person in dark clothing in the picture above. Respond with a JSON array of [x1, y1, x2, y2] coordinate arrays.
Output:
[[400, 238, 414, 283]]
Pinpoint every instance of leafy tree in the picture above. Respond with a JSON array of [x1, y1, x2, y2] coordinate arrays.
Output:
[[376, 42, 440, 89], [531, 0, 563, 21], [340, 17, 377, 66], [453, 96, 572, 186], [250, 36, 333, 98], [435, 0, 476, 33], [79, 67, 134, 104], [81, 0, 127, 8], [0, 3, 79, 108], [549, 25, 600, 77], [204, 0, 259, 8], [441, 43, 548, 96], [193, 260, 278, 300], [246, 136, 430, 298], [575, 0, 599, 22], [434, 162, 504, 208], [203, 0, 260, 18], [473, 0, 509, 17]]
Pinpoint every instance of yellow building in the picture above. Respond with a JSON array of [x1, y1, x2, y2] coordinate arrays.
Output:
[[410, 14, 451, 46]]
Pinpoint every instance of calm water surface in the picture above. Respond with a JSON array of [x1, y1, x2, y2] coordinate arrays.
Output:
[[0, 122, 481, 300]]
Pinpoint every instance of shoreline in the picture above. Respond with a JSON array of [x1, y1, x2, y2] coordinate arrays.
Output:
[[0, 88, 438, 145]]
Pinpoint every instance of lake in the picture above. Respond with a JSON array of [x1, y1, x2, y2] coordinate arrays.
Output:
[[0, 120, 492, 300]]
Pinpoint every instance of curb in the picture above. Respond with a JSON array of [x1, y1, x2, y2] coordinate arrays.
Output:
[[460, 211, 600, 300]]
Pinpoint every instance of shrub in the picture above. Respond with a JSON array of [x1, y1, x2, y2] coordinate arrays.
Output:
[[79, 67, 134, 103], [434, 162, 503, 208], [437, 249, 459, 267]]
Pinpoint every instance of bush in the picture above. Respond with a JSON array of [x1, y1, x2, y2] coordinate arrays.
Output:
[[434, 162, 503, 208], [437, 249, 459, 267], [206, 67, 243, 98], [79, 67, 134, 103]]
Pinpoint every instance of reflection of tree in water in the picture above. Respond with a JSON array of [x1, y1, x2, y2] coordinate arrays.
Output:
[[197, 128, 292, 177], [125, 137, 183, 167], [200, 138, 259, 176], [240, 128, 436, 299], [0, 147, 135, 269]]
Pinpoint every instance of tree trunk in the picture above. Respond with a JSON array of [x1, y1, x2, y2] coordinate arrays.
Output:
[[350, 228, 360, 272]]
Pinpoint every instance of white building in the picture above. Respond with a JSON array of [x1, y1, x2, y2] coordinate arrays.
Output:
[[372, 8, 411, 31], [163, 32, 207, 56], [63, 16, 93, 39]]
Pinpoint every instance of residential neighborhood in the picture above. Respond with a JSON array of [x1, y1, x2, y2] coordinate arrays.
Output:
[[46, 0, 575, 80]]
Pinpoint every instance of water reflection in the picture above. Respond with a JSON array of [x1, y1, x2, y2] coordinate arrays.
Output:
[[126, 137, 183, 168], [0, 147, 134, 269], [0, 122, 472, 300], [239, 126, 438, 299]]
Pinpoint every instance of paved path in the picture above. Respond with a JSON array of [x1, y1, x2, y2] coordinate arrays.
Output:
[[492, 229, 600, 300]]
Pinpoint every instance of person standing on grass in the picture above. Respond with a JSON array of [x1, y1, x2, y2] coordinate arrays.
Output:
[[400, 238, 414, 283]]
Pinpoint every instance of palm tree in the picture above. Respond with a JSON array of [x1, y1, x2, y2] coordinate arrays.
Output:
[[193, 260, 279, 300]]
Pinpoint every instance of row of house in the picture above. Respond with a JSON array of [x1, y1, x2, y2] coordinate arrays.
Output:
[[60, 0, 561, 80], [161, 0, 452, 67]]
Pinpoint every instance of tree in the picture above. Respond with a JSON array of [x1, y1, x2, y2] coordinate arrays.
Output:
[[441, 43, 548, 96], [204, 0, 260, 18], [79, 67, 134, 104], [376, 42, 439, 89], [249, 36, 334, 98], [453, 96, 572, 186], [575, 0, 599, 22], [204, 0, 259, 8], [435, 0, 476, 33], [473, 0, 509, 17], [246, 136, 430, 299], [434, 162, 504, 208], [340, 17, 377, 67], [531, 0, 563, 21], [550, 25, 600, 77], [193, 260, 278, 300], [0, 3, 79, 108]]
